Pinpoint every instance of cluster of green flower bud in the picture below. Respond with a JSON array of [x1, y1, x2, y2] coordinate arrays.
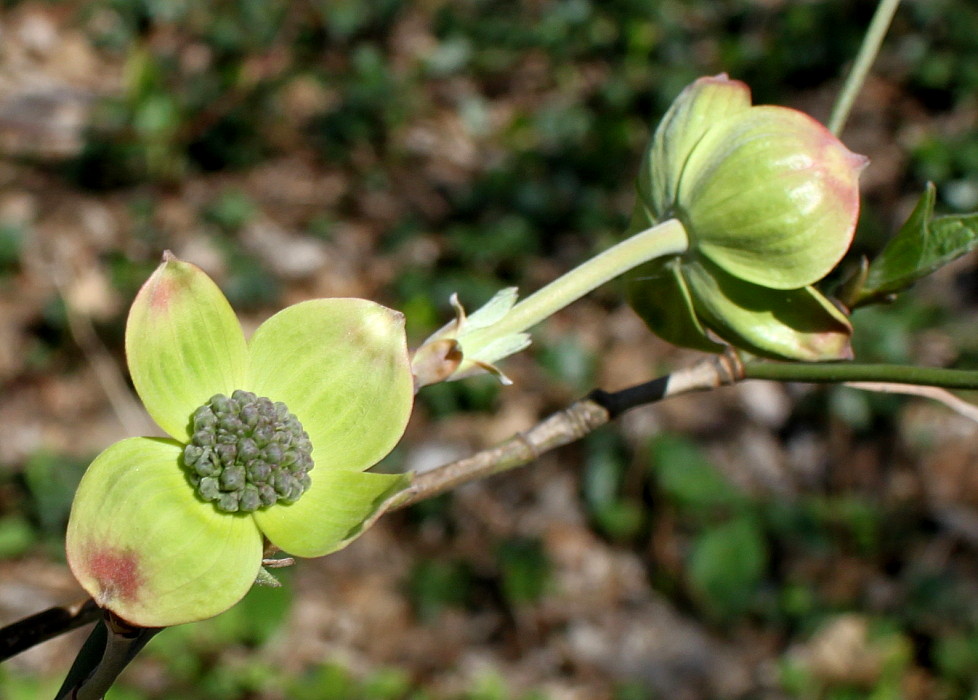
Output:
[[183, 390, 313, 513]]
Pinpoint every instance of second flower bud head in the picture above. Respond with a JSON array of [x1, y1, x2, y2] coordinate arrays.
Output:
[[638, 73, 867, 288], [628, 74, 867, 361]]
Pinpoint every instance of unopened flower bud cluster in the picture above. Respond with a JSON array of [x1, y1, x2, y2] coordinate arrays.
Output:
[[183, 390, 313, 513]]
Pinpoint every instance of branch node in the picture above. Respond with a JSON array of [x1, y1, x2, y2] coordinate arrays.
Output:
[[716, 348, 745, 386], [514, 430, 541, 460]]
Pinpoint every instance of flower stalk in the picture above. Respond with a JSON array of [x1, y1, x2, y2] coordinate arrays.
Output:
[[463, 219, 688, 353], [413, 218, 689, 386]]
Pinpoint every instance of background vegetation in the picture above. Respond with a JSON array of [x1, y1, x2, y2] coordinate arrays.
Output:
[[2, 0, 978, 697]]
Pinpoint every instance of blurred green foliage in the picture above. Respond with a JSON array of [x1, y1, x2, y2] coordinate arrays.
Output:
[[406, 557, 474, 622], [23, 451, 87, 547], [288, 663, 414, 700], [495, 536, 550, 607], [575, 428, 978, 697], [0, 223, 24, 274], [583, 431, 645, 541], [0, 451, 87, 560]]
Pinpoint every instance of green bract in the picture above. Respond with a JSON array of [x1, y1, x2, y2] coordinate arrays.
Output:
[[629, 74, 867, 360], [66, 253, 414, 627]]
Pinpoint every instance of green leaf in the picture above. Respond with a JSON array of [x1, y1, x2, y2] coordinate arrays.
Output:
[[247, 299, 414, 474], [254, 469, 411, 557], [66, 438, 263, 627], [857, 183, 978, 306], [688, 515, 768, 619], [126, 253, 248, 441]]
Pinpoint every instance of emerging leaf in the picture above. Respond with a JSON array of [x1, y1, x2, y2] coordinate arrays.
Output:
[[856, 183, 978, 307]]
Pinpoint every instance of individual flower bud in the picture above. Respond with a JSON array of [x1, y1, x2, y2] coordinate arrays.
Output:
[[238, 438, 260, 462], [638, 74, 867, 288], [629, 74, 867, 361], [240, 485, 262, 513]]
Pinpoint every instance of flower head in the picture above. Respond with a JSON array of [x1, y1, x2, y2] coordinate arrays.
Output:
[[628, 74, 867, 360], [66, 253, 414, 627]]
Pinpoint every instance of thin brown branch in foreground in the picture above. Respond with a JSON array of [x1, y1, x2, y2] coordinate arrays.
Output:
[[394, 352, 740, 508], [393, 399, 611, 509], [0, 597, 99, 661]]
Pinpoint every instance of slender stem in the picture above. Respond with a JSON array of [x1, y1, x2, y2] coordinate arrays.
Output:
[[460, 218, 689, 355], [399, 357, 978, 507], [827, 0, 901, 135], [393, 354, 736, 507], [744, 362, 978, 390], [57, 614, 161, 700], [55, 618, 107, 700]]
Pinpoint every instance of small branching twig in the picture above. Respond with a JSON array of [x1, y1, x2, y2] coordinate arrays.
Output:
[[845, 382, 978, 423]]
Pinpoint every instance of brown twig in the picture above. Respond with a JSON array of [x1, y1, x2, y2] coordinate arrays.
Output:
[[845, 381, 978, 423], [394, 398, 610, 508], [393, 352, 741, 508], [0, 597, 99, 661]]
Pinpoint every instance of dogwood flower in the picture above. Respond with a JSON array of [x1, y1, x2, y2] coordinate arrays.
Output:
[[67, 253, 414, 627]]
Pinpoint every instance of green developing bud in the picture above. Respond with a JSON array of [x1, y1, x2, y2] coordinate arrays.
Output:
[[628, 74, 866, 361]]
